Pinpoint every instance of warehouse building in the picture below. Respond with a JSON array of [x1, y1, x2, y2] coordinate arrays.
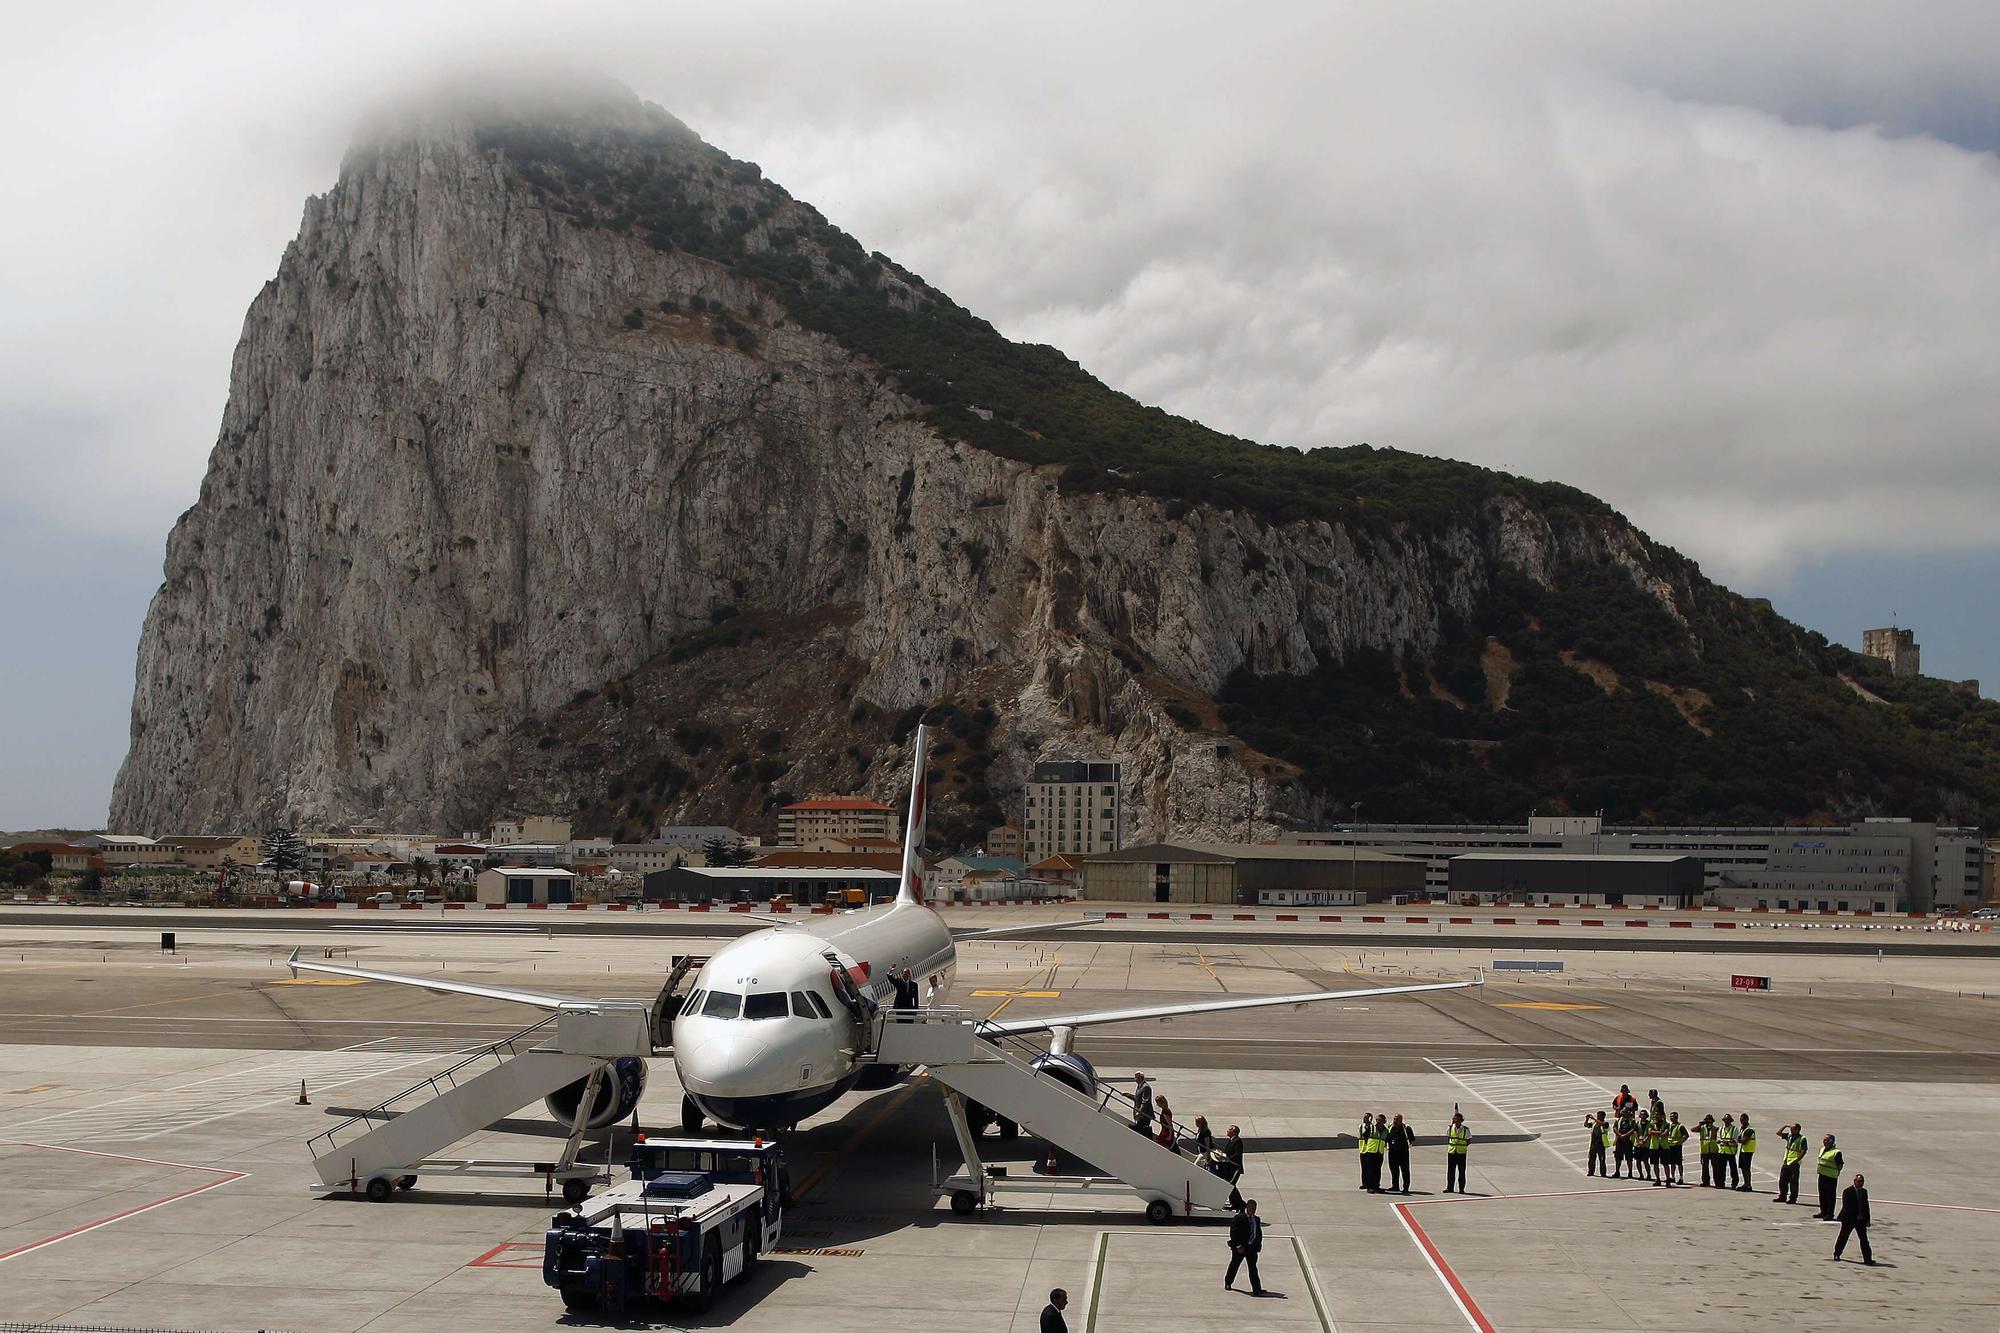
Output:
[[1082, 842, 1422, 907], [1445, 852, 1704, 907], [475, 867, 576, 904], [642, 865, 898, 905]]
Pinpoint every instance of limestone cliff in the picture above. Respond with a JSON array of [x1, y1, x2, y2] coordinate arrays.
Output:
[[112, 80, 2000, 839]]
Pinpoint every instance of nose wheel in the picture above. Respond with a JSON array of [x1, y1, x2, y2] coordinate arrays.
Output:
[[681, 1093, 706, 1134]]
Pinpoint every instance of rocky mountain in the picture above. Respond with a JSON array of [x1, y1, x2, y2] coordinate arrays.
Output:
[[111, 78, 2000, 845]]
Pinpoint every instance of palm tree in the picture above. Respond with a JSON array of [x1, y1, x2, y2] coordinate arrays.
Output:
[[411, 855, 434, 886]]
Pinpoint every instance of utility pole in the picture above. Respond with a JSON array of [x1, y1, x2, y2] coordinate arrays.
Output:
[[1350, 802, 1363, 899]]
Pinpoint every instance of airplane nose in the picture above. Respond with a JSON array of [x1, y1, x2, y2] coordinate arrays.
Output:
[[676, 1027, 785, 1097]]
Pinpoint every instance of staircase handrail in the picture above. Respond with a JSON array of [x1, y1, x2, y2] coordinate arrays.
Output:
[[305, 1013, 562, 1154]]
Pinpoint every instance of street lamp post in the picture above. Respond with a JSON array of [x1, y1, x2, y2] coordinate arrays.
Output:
[[1349, 802, 1363, 899]]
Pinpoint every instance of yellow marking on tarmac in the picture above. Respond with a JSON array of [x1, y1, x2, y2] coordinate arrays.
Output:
[[1195, 947, 1228, 992], [1498, 1001, 1606, 1011], [791, 1072, 930, 1202], [8, 1084, 56, 1094], [969, 989, 1062, 999]]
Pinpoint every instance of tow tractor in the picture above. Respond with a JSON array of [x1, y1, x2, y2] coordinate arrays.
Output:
[[542, 1136, 784, 1315]]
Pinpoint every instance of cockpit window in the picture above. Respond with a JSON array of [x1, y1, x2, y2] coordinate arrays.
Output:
[[699, 991, 742, 1019], [681, 990, 704, 1014], [805, 991, 835, 1019], [790, 991, 817, 1018], [743, 992, 788, 1021]]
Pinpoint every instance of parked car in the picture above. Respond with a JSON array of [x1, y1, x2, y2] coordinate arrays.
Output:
[[367, 891, 397, 905]]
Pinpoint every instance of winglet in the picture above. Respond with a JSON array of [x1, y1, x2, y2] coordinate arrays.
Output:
[[1474, 966, 1485, 987], [286, 946, 301, 979], [896, 722, 930, 906]]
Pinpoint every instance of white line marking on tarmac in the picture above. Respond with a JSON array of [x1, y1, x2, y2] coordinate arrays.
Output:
[[1426, 1056, 1613, 1175]]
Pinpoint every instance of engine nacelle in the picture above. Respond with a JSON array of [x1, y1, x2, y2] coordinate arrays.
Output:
[[544, 1056, 647, 1130], [1029, 1050, 1098, 1100]]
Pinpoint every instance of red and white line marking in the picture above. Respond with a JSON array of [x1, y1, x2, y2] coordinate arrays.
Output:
[[0, 1142, 246, 1264]]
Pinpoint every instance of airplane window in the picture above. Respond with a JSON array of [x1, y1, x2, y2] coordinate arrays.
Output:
[[790, 992, 815, 1018], [699, 991, 742, 1019], [681, 990, 703, 1013], [743, 992, 788, 1020], [806, 991, 834, 1019]]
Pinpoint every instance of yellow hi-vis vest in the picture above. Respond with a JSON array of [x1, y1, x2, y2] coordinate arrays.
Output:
[[1358, 1124, 1371, 1154], [1818, 1147, 1842, 1178], [1718, 1124, 1738, 1153], [1739, 1126, 1756, 1153], [1647, 1123, 1665, 1150], [1699, 1126, 1716, 1153], [1597, 1123, 1615, 1148], [1447, 1124, 1470, 1155], [1667, 1123, 1687, 1148], [1784, 1136, 1807, 1165]]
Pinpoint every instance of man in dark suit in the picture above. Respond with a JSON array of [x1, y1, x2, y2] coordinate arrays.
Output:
[[1216, 1124, 1246, 1210], [1225, 1198, 1265, 1294], [1834, 1173, 1874, 1264], [1039, 1287, 1069, 1332]]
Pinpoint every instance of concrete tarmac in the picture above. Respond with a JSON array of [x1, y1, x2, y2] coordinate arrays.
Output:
[[0, 915, 1996, 1329]]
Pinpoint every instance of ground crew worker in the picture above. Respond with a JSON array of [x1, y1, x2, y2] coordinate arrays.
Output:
[[1613, 1113, 1635, 1179], [1648, 1113, 1669, 1184], [1666, 1111, 1687, 1185], [1612, 1084, 1637, 1117], [1357, 1113, 1374, 1190], [1385, 1113, 1415, 1194], [1814, 1135, 1844, 1220], [1735, 1113, 1757, 1192], [1444, 1112, 1470, 1193], [1776, 1123, 1807, 1205], [1363, 1112, 1387, 1193], [1648, 1088, 1665, 1125], [1698, 1115, 1718, 1187], [1586, 1111, 1610, 1176], [1716, 1114, 1739, 1189]]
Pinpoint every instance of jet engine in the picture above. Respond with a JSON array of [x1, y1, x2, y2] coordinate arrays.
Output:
[[1028, 1050, 1099, 1100], [544, 1056, 648, 1130]]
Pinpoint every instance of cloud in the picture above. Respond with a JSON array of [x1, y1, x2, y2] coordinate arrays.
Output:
[[3, 0, 1999, 821]]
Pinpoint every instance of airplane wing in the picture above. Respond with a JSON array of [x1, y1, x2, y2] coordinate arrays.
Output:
[[286, 948, 598, 1011], [977, 976, 1480, 1038], [951, 917, 1102, 942]]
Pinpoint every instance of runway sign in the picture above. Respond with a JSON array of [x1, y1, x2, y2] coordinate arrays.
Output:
[[1731, 974, 1772, 991]]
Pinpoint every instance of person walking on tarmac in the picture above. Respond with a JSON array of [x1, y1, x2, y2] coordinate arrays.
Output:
[[1834, 1173, 1875, 1264], [1698, 1115, 1718, 1187], [1735, 1113, 1758, 1192], [1225, 1199, 1266, 1294], [1444, 1112, 1471, 1193], [1666, 1111, 1688, 1185], [1814, 1135, 1845, 1221], [1586, 1111, 1610, 1177], [1385, 1113, 1415, 1194], [1716, 1114, 1740, 1189], [1776, 1123, 1808, 1205]]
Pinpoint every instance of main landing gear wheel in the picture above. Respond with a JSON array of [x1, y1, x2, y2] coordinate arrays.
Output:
[[364, 1176, 394, 1202], [996, 1116, 1019, 1141], [396, 1175, 416, 1191], [1145, 1198, 1174, 1225], [950, 1189, 979, 1216], [562, 1178, 591, 1206], [682, 1093, 705, 1134]]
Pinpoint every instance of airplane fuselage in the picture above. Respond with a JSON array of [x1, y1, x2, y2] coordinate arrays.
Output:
[[672, 900, 956, 1129]]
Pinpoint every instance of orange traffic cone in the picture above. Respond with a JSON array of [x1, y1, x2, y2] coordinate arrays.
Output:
[[298, 1079, 311, 1105]]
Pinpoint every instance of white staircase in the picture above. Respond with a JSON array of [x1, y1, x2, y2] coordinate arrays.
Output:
[[306, 1002, 653, 1198], [871, 1012, 1235, 1220]]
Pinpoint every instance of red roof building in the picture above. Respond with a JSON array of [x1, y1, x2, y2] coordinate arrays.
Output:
[[776, 795, 897, 847]]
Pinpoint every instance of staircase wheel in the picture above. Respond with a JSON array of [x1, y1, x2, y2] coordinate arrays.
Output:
[[1145, 1198, 1173, 1225], [364, 1176, 394, 1203], [950, 1189, 979, 1216], [562, 1178, 591, 1206]]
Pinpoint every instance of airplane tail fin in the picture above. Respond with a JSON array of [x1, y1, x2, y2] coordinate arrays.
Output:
[[896, 722, 930, 906]]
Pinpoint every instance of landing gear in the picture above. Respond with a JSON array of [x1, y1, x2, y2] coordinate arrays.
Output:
[[682, 1093, 705, 1134], [996, 1116, 1019, 1141]]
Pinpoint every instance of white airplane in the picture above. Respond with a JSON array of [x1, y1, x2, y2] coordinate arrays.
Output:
[[290, 725, 1478, 1133]]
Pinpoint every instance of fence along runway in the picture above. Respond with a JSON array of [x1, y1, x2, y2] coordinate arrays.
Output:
[[1426, 1055, 1613, 1173], [0, 1037, 479, 1143]]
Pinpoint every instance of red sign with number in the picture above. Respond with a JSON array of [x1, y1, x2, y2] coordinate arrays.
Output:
[[1731, 974, 1771, 991]]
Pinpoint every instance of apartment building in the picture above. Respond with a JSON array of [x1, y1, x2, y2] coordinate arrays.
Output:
[[1023, 761, 1124, 862]]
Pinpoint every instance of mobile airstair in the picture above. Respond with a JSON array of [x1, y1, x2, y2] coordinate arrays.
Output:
[[305, 1001, 655, 1202], [867, 1010, 1235, 1223]]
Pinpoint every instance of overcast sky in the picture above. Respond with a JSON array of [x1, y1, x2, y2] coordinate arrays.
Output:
[[4, 1, 1998, 829]]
